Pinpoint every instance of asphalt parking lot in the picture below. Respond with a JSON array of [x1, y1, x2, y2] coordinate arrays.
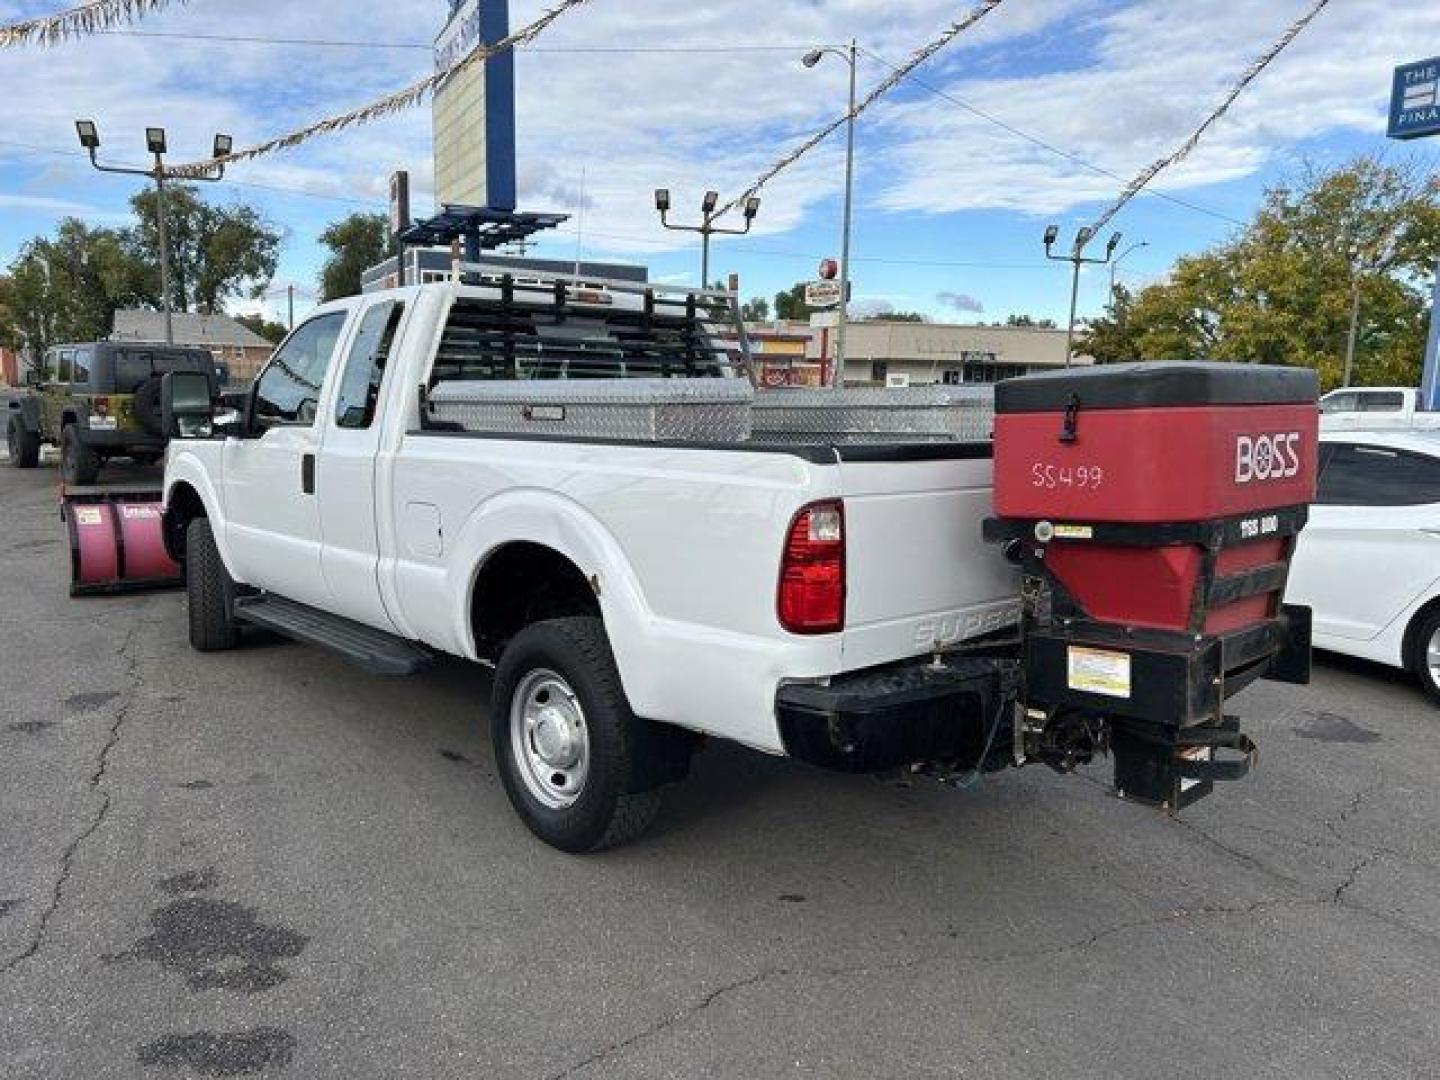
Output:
[[1, 455, 1438, 1080]]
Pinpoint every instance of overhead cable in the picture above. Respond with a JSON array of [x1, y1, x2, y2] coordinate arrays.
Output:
[[168, 0, 597, 177], [716, 0, 1006, 218], [1084, 0, 1331, 237], [0, 0, 184, 48]]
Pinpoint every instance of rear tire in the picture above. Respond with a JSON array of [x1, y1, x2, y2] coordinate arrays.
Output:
[[186, 518, 240, 652], [492, 617, 669, 852], [1408, 608, 1440, 706], [60, 425, 101, 486], [7, 417, 40, 469]]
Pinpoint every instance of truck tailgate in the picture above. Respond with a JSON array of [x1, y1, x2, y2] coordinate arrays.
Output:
[[838, 451, 1019, 672]]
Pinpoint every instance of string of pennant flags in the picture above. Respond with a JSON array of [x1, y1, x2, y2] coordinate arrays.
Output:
[[167, 0, 595, 177], [0, 0, 184, 48], [1083, 0, 1331, 237], [715, 0, 1006, 219]]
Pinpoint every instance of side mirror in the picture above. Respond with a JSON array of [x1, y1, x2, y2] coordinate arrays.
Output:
[[161, 370, 215, 439]]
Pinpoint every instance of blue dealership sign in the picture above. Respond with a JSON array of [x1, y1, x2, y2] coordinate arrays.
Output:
[[1389, 57, 1440, 140]]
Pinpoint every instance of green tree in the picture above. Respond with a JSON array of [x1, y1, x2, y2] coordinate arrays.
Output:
[[1004, 314, 1057, 329], [6, 219, 148, 355], [1080, 156, 1440, 388], [740, 296, 770, 321], [774, 282, 811, 321], [319, 213, 390, 301], [235, 313, 290, 344], [127, 185, 281, 313], [865, 311, 926, 323]]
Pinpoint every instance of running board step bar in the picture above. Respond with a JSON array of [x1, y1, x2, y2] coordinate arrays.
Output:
[[233, 595, 434, 676]]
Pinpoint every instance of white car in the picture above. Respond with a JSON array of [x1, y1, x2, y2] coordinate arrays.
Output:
[[1287, 430, 1440, 702], [1319, 386, 1440, 432]]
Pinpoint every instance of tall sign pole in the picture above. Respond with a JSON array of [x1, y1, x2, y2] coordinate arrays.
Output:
[[1387, 57, 1440, 408]]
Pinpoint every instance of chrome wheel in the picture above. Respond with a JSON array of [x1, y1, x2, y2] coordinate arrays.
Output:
[[510, 668, 590, 809], [1428, 627, 1440, 691]]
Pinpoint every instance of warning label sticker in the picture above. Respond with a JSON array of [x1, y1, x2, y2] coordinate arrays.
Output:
[[74, 507, 103, 527], [1067, 646, 1132, 699]]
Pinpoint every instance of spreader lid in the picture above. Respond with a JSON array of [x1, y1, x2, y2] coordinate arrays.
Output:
[[995, 361, 1318, 413]]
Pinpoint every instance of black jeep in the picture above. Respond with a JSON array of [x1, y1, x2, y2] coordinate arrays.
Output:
[[6, 342, 216, 485]]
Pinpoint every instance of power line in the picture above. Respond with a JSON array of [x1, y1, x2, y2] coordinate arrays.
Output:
[[856, 46, 1245, 227], [97, 29, 815, 54]]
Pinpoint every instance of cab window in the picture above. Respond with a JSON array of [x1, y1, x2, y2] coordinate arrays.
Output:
[[334, 301, 404, 430], [1357, 391, 1405, 413], [72, 348, 92, 384], [1319, 392, 1357, 414], [253, 313, 347, 429], [1317, 443, 1440, 506], [56, 349, 74, 383]]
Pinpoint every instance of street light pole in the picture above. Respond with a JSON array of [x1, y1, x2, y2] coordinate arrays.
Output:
[[1044, 225, 1125, 366], [804, 41, 859, 389], [75, 121, 230, 347], [654, 189, 761, 289], [1342, 276, 1361, 388], [1108, 240, 1149, 298]]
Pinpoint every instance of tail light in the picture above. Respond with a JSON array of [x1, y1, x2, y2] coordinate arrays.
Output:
[[92, 396, 111, 417], [778, 500, 845, 634]]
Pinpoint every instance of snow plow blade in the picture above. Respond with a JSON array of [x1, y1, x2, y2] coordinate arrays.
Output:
[[63, 491, 182, 598]]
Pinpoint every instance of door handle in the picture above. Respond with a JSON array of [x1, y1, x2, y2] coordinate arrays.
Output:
[[301, 453, 316, 495]]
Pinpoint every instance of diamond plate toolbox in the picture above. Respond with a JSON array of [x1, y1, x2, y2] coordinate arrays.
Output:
[[426, 378, 754, 443], [752, 386, 995, 444]]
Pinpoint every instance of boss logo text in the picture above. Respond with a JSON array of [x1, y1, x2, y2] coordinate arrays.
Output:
[[1235, 433, 1301, 484]]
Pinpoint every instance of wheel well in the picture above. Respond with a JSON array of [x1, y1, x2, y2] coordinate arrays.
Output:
[[471, 543, 600, 661], [163, 483, 206, 563], [1401, 596, 1440, 670]]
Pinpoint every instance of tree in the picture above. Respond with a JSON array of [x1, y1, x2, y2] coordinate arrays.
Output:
[[235, 313, 290, 344], [6, 219, 148, 355], [865, 311, 925, 323], [1079, 156, 1440, 386], [1004, 314, 1057, 329], [774, 282, 811, 321], [127, 185, 281, 313], [740, 296, 770, 322], [319, 213, 390, 301]]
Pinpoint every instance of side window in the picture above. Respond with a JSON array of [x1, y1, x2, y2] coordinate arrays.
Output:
[[334, 301, 404, 430], [253, 313, 347, 429], [72, 348, 92, 384], [56, 349, 74, 383], [1319, 392, 1357, 414], [1317, 444, 1440, 506], [1359, 391, 1405, 413]]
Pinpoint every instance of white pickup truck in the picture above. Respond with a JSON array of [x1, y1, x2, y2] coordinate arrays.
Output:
[[160, 271, 1022, 851], [1319, 386, 1440, 432]]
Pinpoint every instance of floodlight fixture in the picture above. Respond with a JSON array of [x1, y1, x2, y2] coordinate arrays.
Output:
[[654, 188, 671, 213], [213, 133, 233, 158], [1043, 224, 1059, 249], [701, 190, 719, 215], [146, 127, 167, 155], [75, 119, 100, 150], [802, 49, 825, 68], [1106, 231, 1123, 256], [743, 196, 761, 219]]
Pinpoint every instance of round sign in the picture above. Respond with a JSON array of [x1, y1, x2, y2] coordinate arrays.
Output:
[[818, 258, 839, 281]]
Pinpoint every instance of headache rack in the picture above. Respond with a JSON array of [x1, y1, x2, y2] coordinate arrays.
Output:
[[426, 262, 754, 386]]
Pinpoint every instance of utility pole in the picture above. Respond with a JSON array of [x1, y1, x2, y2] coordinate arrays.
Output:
[[288, 284, 295, 331], [75, 121, 230, 346], [1342, 276, 1361, 388], [1044, 225, 1125, 366], [803, 41, 859, 389], [654, 189, 761, 289]]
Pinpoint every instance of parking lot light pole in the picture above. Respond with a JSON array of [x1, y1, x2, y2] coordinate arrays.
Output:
[[75, 121, 231, 346], [1045, 225, 1124, 366], [1108, 240, 1149, 298], [803, 41, 858, 388], [654, 188, 761, 288]]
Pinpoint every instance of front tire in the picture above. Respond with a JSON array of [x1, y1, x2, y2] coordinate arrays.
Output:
[[7, 417, 40, 469], [1408, 608, 1440, 706], [60, 425, 101, 486], [492, 618, 667, 852], [186, 518, 240, 652]]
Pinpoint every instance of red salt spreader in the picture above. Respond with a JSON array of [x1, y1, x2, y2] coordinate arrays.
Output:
[[985, 362, 1318, 810]]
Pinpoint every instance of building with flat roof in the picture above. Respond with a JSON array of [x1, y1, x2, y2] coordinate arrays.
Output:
[[804, 320, 1091, 386]]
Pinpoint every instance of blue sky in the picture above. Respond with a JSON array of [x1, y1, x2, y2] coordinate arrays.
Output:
[[0, 0, 1433, 327]]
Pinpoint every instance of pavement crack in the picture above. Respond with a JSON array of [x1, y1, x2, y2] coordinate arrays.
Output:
[[0, 624, 143, 976]]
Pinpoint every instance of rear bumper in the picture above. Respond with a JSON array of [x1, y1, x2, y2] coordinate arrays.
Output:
[[776, 653, 1016, 773], [77, 426, 165, 453]]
